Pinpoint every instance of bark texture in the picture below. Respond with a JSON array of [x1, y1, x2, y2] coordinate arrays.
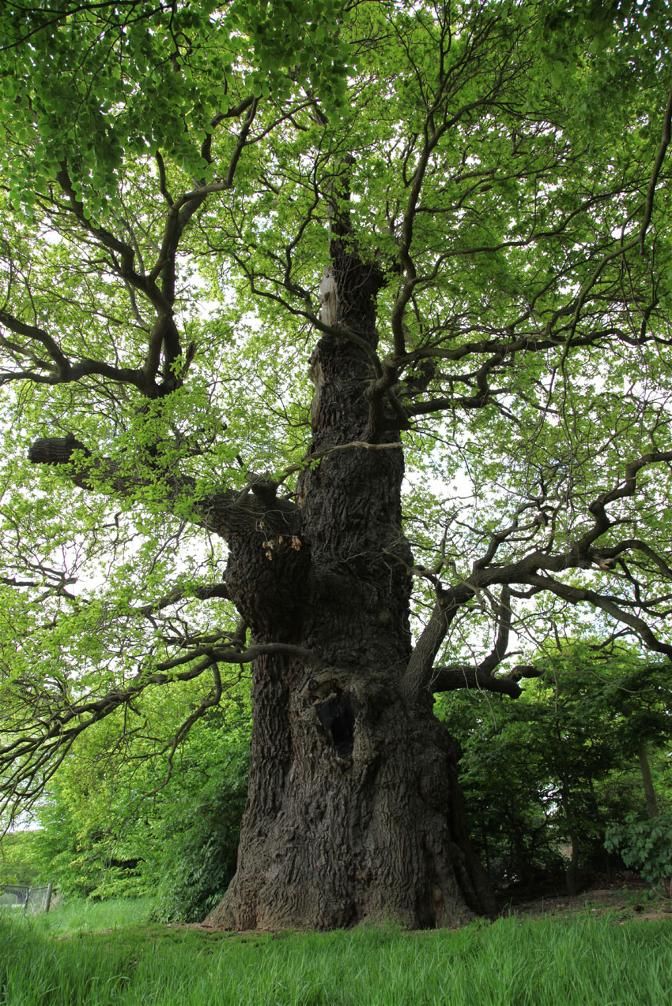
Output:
[[204, 236, 493, 931]]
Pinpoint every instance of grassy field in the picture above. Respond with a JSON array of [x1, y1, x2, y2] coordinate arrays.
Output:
[[1, 898, 670, 1005]]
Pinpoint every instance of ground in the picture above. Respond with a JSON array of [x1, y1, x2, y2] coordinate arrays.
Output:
[[193, 883, 672, 932], [505, 885, 672, 925]]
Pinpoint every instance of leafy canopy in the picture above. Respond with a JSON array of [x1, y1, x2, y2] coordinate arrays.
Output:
[[1, 1, 672, 818]]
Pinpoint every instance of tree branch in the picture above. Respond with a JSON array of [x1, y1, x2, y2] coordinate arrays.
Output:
[[0, 638, 319, 819], [640, 85, 672, 255], [26, 433, 302, 540], [477, 585, 512, 675], [430, 662, 543, 698], [404, 449, 672, 700], [401, 583, 473, 701], [132, 582, 231, 617]]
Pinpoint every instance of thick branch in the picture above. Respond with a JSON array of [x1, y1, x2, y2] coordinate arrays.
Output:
[[516, 572, 672, 660], [466, 449, 672, 588], [48, 100, 257, 395], [0, 304, 159, 394], [402, 584, 472, 701], [430, 663, 543, 698], [27, 433, 301, 540], [56, 165, 158, 300], [477, 585, 512, 675], [0, 310, 70, 375], [132, 582, 231, 617]]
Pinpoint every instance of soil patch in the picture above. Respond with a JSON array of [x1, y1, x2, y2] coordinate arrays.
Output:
[[500, 885, 671, 922]]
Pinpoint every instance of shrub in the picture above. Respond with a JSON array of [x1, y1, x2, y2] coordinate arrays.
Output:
[[605, 813, 672, 897]]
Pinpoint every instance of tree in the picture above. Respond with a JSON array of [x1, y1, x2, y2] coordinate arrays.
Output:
[[30, 679, 249, 914], [441, 643, 672, 896], [1, 1, 672, 929]]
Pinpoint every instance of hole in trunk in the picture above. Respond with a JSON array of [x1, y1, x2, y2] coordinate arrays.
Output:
[[315, 691, 355, 758]]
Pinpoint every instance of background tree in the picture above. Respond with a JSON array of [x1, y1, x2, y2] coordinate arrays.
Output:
[[441, 642, 672, 898], [1, 1, 672, 929], [27, 679, 249, 917]]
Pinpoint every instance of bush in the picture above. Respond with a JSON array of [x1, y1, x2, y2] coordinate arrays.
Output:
[[149, 763, 248, 922], [605, 813, 672, 897]]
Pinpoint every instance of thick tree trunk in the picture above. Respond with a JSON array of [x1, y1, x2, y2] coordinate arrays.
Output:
[[206, 653, 487, 930], [205, 242, 491, 930]]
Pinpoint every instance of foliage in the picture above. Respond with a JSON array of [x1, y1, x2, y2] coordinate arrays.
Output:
[[0, 0, 350, 210], [0, 0, 670, 791], [441, 691, 567, 888], [31, 639, 669, 908], [28, 681, 249, 918], [605, 813, 672, 896], [146, 718, 248, 922], [440, 644, 672, 891], [0, 830, 46, 888]]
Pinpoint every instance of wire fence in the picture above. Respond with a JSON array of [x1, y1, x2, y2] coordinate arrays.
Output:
[[0, 884, 53, 914]]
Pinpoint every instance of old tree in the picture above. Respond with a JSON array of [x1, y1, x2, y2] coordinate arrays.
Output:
[[1, 1, 672, 929]]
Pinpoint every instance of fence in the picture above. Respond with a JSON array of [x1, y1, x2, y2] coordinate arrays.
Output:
[[0, 884, 53, 914]]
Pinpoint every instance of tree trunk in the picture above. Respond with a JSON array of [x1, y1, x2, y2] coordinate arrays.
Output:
[[638, 739, 659, 820], [565, 831, 580, 898], [205, 650, 491, 930], [205, 242, 492, 930]]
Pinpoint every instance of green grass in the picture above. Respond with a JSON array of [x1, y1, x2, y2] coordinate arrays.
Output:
[[1, 900, 670, 1005], [30, 896, 154, 935]]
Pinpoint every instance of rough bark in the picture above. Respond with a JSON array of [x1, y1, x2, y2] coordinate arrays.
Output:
[[204, 240, 493, 931]]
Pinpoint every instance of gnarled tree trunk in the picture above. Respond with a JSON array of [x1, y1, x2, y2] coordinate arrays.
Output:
[[205, 239, 492, 931]]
